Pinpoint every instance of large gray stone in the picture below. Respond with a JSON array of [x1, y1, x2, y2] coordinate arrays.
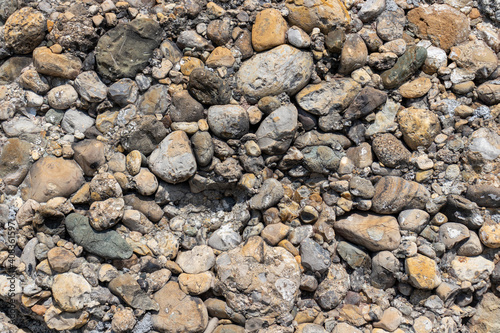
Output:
[[208, 105, 249, 139]]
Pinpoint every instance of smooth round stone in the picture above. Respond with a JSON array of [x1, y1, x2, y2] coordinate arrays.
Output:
[[47, 85, 79, 110], [207, 105, 249, 139]]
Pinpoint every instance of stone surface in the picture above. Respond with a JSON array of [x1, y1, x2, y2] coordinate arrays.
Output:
[[65, 213, 133, 260], [406, 254, 441, 290], [449, 40, 498, 80], [397, 107, 441, 150], [256, 104, 298, 155], [371, 176, 430, 214], [252, 8, 287, 52], [381, 46, 427, 89], [52, 272, 92, 312], [372, 133, 411, 168], [74, 71, 107, 103], [334, 213, 401, 251], [399, 77, 432, 99], [26, 156, 84, 203], [249, 178, 284, 210], [0, 138, 31, 186], [339, 34, 368, 75], [0, 56, 32, 84], [33, 47, 82, 79], [468, 293, 500, 333], [408, 4, 470, 51], [237, 44, 313, 101], [72, 139, 105, 176], [48, 15, 98, 52], [170, 90, 204, 122], [47, 84, 78, 110], [109, 274, 159, 311], [188, 68, 231, 105], [208, 105, 249, 139], [4, 7, 46, 54], [121, 115, 167, 155], [300, 238, 331, 274], [285, 0, 350, 33], [343, 86, 387, 121], [176, 245, 215, 274], [314, 263, 349, 310], [47, 247, 76, 273], [148, 130, 197, 184], [96, 18, 162, 79], [89, 198, 125, 230]]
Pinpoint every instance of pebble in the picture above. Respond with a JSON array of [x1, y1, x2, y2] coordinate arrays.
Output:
[[74, 71, 107, 103], [52, 272, 92, 312], [89, 198, 125, 230], [252, 8, 287, 52], [208, 105, 249, 139], [33, 46, 82, 79], [176, 245, 215, 274], [450, 256, 495, 283], [398, 107, 441, 150], [371, 176, 430, 214], [286, 0, 350, 33], [5, 7, 46, 54], [109, 273, 159, 311], [47, 84, 78, 110], [381, 46, 427, 89], [405, 254, 441, 290], [188, 68, 231, 105]]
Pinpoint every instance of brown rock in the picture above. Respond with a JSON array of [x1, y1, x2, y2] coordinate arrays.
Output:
[[468, 293, 500, 333], [372, 176, 430, 214], [109, 274, 159, 311], [89, 198, 125, 230], [343, 86, 387, 121], [405, 254, 441, 290], [261, 223, 290, 246], [152, 281, 208, 333], [178, 271, 214, 295], [33, 47, 82, 79], [397, 107, 441, 150], [44, 306, 89, 331], [252, 8, 287, 52], [0, 138, 31, 186], [334, 213, 401, 251], [449, 40, 498, 80], [286, 0, 350, 33], [399, 77, 432, 99], [339, 34, 368, 75], [407, 4, 470, 51], [72, 140, 106, 176], [372, 133, 411, 168], [111, 308, 136, 333], [466, 184, 500, 208], [4, 7, 46, 54], [26, 156, 85, 203], [206, 47, 235, 68], [47, 247, 76, 273]]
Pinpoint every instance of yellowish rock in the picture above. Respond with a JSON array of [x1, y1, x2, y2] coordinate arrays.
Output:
[[96, 111, 118, 133], [178, 271, 214, 295], [397, 107, 441, 150], [206, 47, 235, 68], [399, 77, 432, 99], [44, 306, 89, 331], [479, 220, 500, 248], [405, 254, 441, 290], [180, 56, 204, 76], [252, 8, 288, 52], [286, 0, 350, 33]]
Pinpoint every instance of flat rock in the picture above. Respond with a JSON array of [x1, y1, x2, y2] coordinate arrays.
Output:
[[256, 104, 298, 155], [26, 156, 84, 203], [215, 236, 301, 318], [468, 293, 500, 333], [285, 0, 350, 33], [74, 71, 107, 103], [61, 109, 95, 134], [407, 4, 470, 51], [405, 254, 441, 290], [237, 44, 313, 101], [334, 213, 401, 251], [339, 34, 368, 75], [152, 281, 208, 333], [381, 46, 427, 89], [52, 272, 92, 312], [4, 7, 46, 54], [302, 145, 344, 174], [33, 47, 82, 79], [399, 77, 432, 99], [96, 18, 162, 79], [343, 86, 387, 121], [208, 105, 249, 139], [65, 213, 133, 260], [44, 306, 89, 331], [0, 138, 31, 186], [148, 130, 197, 184], [451, 256, 494, 283], [249, 178, 284, 210], [371, 176, 430, 214], [109, 274, 159, 311]]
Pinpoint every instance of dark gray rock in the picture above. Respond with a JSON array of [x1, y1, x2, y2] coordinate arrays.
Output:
[[249, 178, 284, 210], [343, 86, 387, 121], [191, 131, 214, 167], [300, 238, 331, 274], [371, 251, 399, 289], [108, 78, 139, 107], [466, 184, 500, 208], [337, 241, 371, 270], [208, 105, 249, 139], [170, 90, 204, 122], [314, 263, 349, 310], [121, 115, 167, 155], [74, 71, 107, 103], [188, 68, 231, 105]]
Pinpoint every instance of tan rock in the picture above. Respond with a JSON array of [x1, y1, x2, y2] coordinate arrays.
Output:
[[334, 213, 401, 251], [47, 247, 76, 273], [405, 254, 441, 290], [397, 107, 441, 150], [399, 77, 432, 99], [178, 271, 214, 295], [133, 168, 158, 196], [206, 47, 235, 68], [372, 176, 430, 214], [44, 306, 89, 331], [26, 156, 85, 203], [33, 47, 82, 79], [373, 307, 402, 332], [89, 197, 125, 230], [0, 138, 31, 186], [261, 223, 290, 246], [252, 8, 287, 52], [414, 316, 433, 333], [407, 4, 470, 51], [468, 293, 500, 333], [450, 256, 494, 283], [4, 7, 46, 54], [126, 150, 142, 176], [109, 274, 159, 311], [111, 308, 136, 333], [180, 56, 204, 76], [96, 110, 118, 133], [286, 0, 350, 33], [449, 40, 498, 80], [152, 281, 209, 333], [72, 139, 106, 176], [479, 220, 500, 248], [52, 273, 92, 312], [339, 34, 368, 75]]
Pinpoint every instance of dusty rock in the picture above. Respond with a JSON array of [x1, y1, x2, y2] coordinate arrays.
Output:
[[339, 34, 368, 75], [249, 178, 284, 210], [376, 8, 405, 41], [314, 263, 349, 310], [343, 86, 387, 121], [188, 67, 231, 105], [397, 107, 441, 150], [406, 254, 441, 290], [286, 0, 350, 33], [121, 115, 167, 155], [33, 47, 82, 79], [468, 293, 500, 333], [74, 71, 107, 103], [52, 272, 92, 312], [111, 308, 136, 333], [449, 40, 498, 80], [176, 245, 215, 274], [48, 15, 98, 52], [252, 8, 287, 52], [399, 77, 432, 99], [372, 133, 411, 168], [4, 7, 46, 54], [109, 274, 159, 311], [451, 256, 495, 283], [334, 213, 401, 251], [89, 198, 125, 230], [47, 84, 78, 110], [178, 271, 214, 295], [372, 176, 430, 214], [44, 306, 89, 331], [0, 138, 31, 186]]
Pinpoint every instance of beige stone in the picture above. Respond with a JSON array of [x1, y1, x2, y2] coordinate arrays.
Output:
[[397, 107, 441, 150], [405, 254, 441, 290], [47, 247, 76, 273], [399, 77, 432, 99], [44, 306, 89, 331], [179, 271, 214, 295], [252, 8, 287, 52], [52, 273, 92, 312], [206, 47, 235, 68], [286, 0, 350, 33]]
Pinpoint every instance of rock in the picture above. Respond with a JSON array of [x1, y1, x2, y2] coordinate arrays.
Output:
[[422, 46, 447, 74], [0, 138, 31, 186], [300, 238, 331, 274], [325, 28, 346, 53], [123, 194, 163, 222], [368, 52, 398, 71], [296, 324, 327, 333], [215, 237, 301, 318], [208, 225, 242, 251], [337, 241, 371, 270], [96, 18, 162, 79], [233, 28, 253, 60], [191, 131, 214, 167], [372, 176, 430, 214], [237, 44, 313, 101], [478, 82, 500, 105], [343, 86, 387, 121], [61, 109, 95, 134], [111, 308, 136, 333], [381, 46, 427, 89], [89, 198, 125, 230], [405, 254, 441, 290], [332, 323, 362, 333], [177, 30, 212, 51], [250, 178, 285, 210], [214, 325, 246, 333], [170, 90, 204, 123], [26, 156, 84, 203], [398, 209, 429, 233], [152, 282, 208, 333], [346, 143, 373, 169], [399, 77, 432, 99], [48, 15, 98, 52], [457, 231, 483, 256], [372, 133, 411, 168], [176, 245, 215, 274], [376, 8, 405, 41], [33, 47, 82, 79], [451, 256, 495, 283], [468, 293, 500, 333], [121, 115, 167, 155], [89, 172, 123, 201], [296, 79, 361, 116], [138, 84, 170, 115], [468, 127, 500, 160], [207, 19, 231, 46], [148, 130, 197, 184], [0, 56, 32, 84], [44, 306, 89, 331], [52, 272, 92, 312], [19, 67, 49, 94], [4, 7, 46, 54], [349, 176, 375, 199], [285, 0, 350, 33], [371, 251, 399, 289], [72, 139, 106, 176], [287, 26, 311, 48], [179, 271, 214, 295], [208, 105, 249, 139], [439, 222, 470, 249], [188, 68, 231, 105], [339, 34, 368, 75], [373, 307, 402, 332], [479, 219, 500, 248], [47, 84, 78, 110], [261, 223, 289, 245], [47, 247, 76, 273], [407, 4, 470, 51], [109, 274, 159, 311], [74, 71, 107, 103], [358, 0, 385, 22], [302, 145, 344, 174], [295, 131, 351, 150], [256, 104, 298, 155], [314, 263, 349, 310], [449, 40, 498, 80], [334, 213, 401, 251], [134, 168, 158, 196], [252, 8, 287, 52], [108, 79, 139, 107], [65, 213, 133, 260], [397, 107, 441, 150]]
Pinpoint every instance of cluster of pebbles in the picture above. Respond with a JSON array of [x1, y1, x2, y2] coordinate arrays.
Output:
[[0, 0, 500, 332]]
